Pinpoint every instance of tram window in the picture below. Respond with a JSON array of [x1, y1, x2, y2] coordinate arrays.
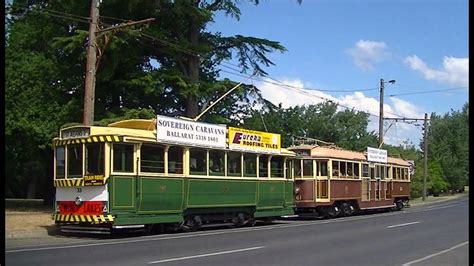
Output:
[[67, 145, 83, 177], [189, 148, 207, 175], [380, 165, 385, 179], [396, 168, 401, 180], [285, 159, 293, 179], [168, 146, 183, 174], [392, 167, 396, 179], [243, 153, 257, 177], [354, 163, 360, 178], [294, 160, 302, 178], [362, 164, 369, 177], [319, 161, 328, 176], [403, 168, 408, 180], [140, 144, 165, 173], [370, 167, 375, 179], [209, 150, 225, 176], [56, 146, 65, 178], [375, 165, 381, 179], [340, 161, 347, 177], [227, 152, 242, 177], [259, 155, 269, 177], [332, 161, 340, 178], [85, 143, 104, 175], [302, 160, 313, 178], [113, 144, 134, 172], [271, 156, 284, 178], [347, 162, 353, 177]]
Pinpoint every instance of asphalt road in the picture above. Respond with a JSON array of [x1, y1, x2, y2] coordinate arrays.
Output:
[[5, 196, 469, 266]]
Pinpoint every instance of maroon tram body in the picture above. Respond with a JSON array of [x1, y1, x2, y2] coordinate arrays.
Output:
[[288, 145, 411, 218]]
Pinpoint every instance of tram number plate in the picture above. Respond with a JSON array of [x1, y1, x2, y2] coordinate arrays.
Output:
[[84, 175, 105, 186]]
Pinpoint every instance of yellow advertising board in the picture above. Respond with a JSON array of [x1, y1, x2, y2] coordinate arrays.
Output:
[[228, 127, 281, 154]]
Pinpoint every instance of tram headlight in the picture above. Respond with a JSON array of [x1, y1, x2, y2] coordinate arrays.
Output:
[[75, 196, 83, 206], [295, 187, 301, 195]]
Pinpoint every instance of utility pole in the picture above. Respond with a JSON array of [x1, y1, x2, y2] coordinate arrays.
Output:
[[384, 114, 430, 201], [378, 79, 396, 147], [379, 79, 384, 147], [83, 0, 99, 126], [82, 0, 154, 126], [423, 112, 428, 201]]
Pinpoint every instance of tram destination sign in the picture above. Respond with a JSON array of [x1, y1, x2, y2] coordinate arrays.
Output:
[[61, 127, 90, 139], [228, 127, 281, 154], [367, 147, 387, 163], [156, 115, 226, 148]]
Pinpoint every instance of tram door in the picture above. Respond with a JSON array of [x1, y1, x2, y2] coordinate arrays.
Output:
[[316, 160, 329, 199]]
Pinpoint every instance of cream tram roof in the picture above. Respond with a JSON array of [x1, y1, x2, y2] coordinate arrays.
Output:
[[288, 144, 409, 167]]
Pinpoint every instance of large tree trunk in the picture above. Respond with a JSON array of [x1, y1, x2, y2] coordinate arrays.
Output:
[[185, 2, 200, 118]]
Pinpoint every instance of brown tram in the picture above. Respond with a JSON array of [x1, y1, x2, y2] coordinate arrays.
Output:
[[288, 144, 411, 218]]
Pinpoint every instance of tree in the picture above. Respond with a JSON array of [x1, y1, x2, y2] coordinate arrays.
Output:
[[427, 103, 469, 191], [5, 0, 295, 199], [242, 101, 378, 149]]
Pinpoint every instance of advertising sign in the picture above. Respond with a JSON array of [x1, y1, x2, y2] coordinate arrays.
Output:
[[228, 127, 281, 154], [156, 115, 226, 148], [367, 147, 388, 163]]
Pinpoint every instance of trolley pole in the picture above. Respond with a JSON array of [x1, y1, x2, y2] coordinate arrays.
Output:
[[379, 79, 384, 148], [422, 113, 428, 201], [83, 0, 99, 126]]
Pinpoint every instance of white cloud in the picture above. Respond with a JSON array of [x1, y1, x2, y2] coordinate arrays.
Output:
[[255, 78, 425, 147], [346, 40, 390, 71], [404, 55, 469, 87]]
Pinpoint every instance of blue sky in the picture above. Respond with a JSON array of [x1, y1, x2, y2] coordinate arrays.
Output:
[[207, 0, 469, 148]]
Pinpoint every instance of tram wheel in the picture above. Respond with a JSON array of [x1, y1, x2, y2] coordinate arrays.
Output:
[[232, 213, 246, 228], [395, 199, 404, 211], [183, 215, 202, 232], [327, 205, 341, 218], [340, 202, 352, 217]]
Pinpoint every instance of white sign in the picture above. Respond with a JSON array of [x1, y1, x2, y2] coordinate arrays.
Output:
[[156, 115, 226, 148], [408, 160, 415, 175], [367, 147, 388, 163]]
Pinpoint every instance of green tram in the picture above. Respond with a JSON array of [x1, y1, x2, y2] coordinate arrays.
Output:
[[52, 115, 295, 234]]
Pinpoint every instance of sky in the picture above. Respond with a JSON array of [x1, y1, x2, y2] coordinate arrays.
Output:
[[207, 0, 469, 148]]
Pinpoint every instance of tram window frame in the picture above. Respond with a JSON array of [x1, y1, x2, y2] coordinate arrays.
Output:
[[243, 153, 257, 177], [140, 144, 165, 174], [189, 148, 207, 176], [67, 144, 83, 178], [55, 146, 65, 179], [370, 166, 375, 180], [362, 163, 369, 178], [112, 143, 135, 173], [285, 159, 293, 179], [302, 159, 313, 178], [318, 161, 328, 177], [227, 152, 242, 177], [340, 161, 347, 177], [346, 162, 354, 178], [209, 150, 225, 176], [353, 163, 360, 179], [259, 154, 269, 178], [396, 167, 401, 180], [403, 168, 408, 180], [294, 159, 302, 178], [85, 143, 105, 176], [332, 160, 340, 178], [271, 156, 284, 178], [168, 146, 184, 174], [380, 165, 385, 180]]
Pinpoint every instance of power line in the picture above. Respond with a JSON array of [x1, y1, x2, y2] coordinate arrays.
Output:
[[389, 86, 468, 97]]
